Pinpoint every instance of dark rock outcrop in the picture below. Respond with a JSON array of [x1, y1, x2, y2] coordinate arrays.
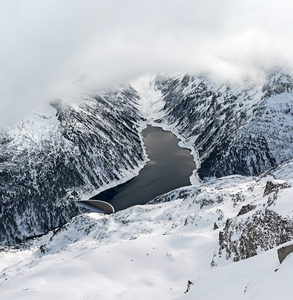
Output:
[[218, 209, 293, 262], [237, 204, 256, 217], [263, 180, 290, 196]]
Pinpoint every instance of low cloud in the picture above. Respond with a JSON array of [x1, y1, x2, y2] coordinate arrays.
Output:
[[1, 0, 293, 126]]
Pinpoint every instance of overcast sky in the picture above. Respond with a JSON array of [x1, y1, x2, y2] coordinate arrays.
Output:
[[1, 0, 293, 126]]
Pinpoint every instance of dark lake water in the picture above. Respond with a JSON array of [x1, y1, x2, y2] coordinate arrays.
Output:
[[91, 125, 196, 211]]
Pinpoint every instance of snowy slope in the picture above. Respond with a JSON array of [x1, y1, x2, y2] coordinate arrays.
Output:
[[0, 86, 146, 245], [150, 69, 293, 179], [177, 242, 293, 300], [1, 69, 293, 299], [1, 158, 293, 299]]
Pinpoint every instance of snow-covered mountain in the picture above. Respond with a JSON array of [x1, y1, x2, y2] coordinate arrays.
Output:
[[1, 69, 293, 299], [0, 86, 146, 245], [153, 70, 293, 178]]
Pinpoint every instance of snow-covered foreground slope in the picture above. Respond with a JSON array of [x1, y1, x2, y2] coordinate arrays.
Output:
[[177, 242, 293, 300], [1, 159, 293, 299]]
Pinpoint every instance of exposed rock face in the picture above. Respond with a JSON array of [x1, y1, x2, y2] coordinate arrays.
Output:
[[263, 180, 291, 196], [0, 86, 144, 245], [218, 209, 293, 262], [237, 204, 256, 217]]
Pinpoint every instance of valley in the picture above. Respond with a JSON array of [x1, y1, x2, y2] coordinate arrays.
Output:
[[1, 70, 293, 299]]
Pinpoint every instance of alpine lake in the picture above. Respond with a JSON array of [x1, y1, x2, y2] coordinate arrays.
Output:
[[91, 125, 196, 211]]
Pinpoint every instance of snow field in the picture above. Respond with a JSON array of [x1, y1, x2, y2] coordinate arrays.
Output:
[[2, 159, 293, 299]]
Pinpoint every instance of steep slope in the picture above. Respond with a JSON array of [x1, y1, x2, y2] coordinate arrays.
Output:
[[177, 242, 293, 300], [151, 69, 293, 179], [0, 86, 145, 245]]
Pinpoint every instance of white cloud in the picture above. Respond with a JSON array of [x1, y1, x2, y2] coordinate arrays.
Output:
[[1, 0, 293, 126]]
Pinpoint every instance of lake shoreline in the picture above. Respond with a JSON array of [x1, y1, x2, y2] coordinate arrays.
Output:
[[91, 125, 196, 211]]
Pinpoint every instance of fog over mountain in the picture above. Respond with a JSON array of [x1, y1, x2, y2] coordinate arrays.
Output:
[[2, 2, 293, 298], [1, 0, 293, 126], [2, 72, 293, 299]]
